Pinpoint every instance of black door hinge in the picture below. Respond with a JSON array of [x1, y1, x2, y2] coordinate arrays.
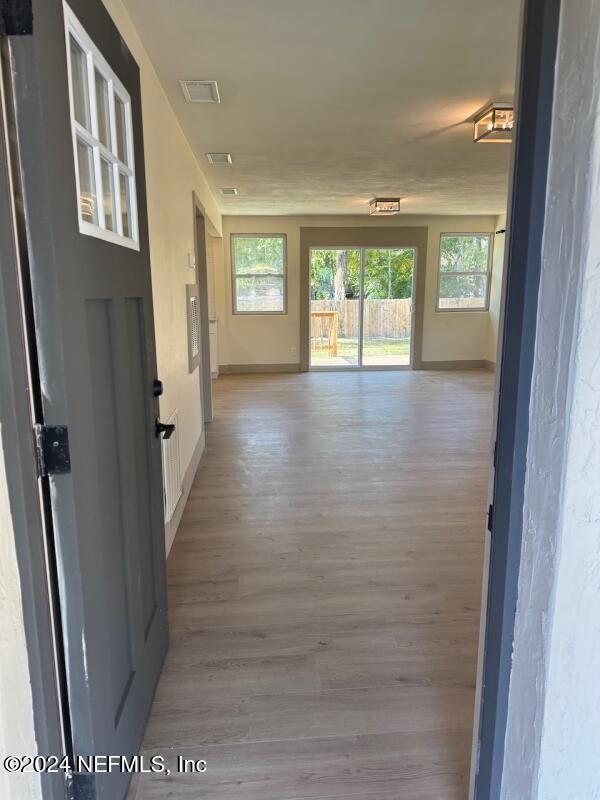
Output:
[[66, 771, 96, 800], [34, 424, 71, 477], [65, 770, 96, 800], [493, 439, 498, 469], [487, 503, 494, 533]]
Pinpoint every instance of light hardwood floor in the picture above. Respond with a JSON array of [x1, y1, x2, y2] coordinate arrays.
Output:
[[130, 370, 494, 800]]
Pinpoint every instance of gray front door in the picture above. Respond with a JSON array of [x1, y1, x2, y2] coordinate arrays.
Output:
[[8, 1, 168, 797]]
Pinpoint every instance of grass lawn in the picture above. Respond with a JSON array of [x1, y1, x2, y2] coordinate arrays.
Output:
[[320, 337, 410, 356]]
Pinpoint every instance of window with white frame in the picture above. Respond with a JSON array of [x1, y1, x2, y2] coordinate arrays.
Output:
[[231, 235, 287, 314], [65, 5, 138, 248], [437, 233, 492, 310]]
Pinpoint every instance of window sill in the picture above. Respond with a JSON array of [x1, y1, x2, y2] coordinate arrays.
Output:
[[79, 220, 140, 251]]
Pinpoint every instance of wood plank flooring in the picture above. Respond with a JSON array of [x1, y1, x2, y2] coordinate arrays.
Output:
[[130, 370, 493, 800]]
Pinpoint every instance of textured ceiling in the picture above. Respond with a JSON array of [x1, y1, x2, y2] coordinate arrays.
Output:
[[122, 0, 521, 215]]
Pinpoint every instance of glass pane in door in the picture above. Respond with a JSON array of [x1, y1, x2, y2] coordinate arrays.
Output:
[[310, 248, 360, 367], [95, 69, 111, 148], [69, 37, 91, 130], [362, 248, 415, 366], [76, 138, 98, 224], [100, 158, 116, 231]]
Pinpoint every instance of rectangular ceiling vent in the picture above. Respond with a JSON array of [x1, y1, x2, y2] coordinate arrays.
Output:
[[219, 188, 238, 196], [206, 152, 233, 164], [179, 80, 221, 104]]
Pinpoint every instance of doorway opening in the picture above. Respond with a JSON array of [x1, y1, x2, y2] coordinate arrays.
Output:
[[309, 246, 415, 370], [0, 0, 562, 798]]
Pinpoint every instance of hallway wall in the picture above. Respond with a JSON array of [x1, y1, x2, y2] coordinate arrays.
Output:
[[102, 0, 223, 547], [217, 214, 500, 370]]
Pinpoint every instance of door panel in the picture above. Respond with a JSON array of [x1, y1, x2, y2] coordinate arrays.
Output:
[[9, 1, 168, 797], [86, 298, 137, 716], [125, 298, 159, 634]]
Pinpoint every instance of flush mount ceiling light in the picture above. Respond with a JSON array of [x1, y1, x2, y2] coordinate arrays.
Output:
[[179, 79, 221, 104], [205, 152, 233, 164], [369, 198, 401, 216], [473, 103, 515, 143], [219, 188, 239, 196]]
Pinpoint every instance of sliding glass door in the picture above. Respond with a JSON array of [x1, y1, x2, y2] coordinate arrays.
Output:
[[310, 247, 415, 369]]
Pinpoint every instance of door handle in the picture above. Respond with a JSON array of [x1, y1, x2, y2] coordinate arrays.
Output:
[[155, 418, 175, 439], [153, 379, 164, 397]]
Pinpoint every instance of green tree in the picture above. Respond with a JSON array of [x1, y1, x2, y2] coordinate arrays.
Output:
[[363, 248, 414, 299], [310, 249, 360, 300], [234, 237, 284, 274]]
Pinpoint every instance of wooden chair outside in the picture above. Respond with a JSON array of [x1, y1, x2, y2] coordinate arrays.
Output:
[[311, 310, 338, 356]]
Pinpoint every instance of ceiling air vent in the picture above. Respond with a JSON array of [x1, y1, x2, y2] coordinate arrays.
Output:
[[179, 80, 221, 104], [206, 153, 233, 164], [219, 188, 238, 196]]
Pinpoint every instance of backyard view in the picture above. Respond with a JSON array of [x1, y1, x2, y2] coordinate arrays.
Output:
[[335, 337, 411, 357], [310, 247, 414, 367]]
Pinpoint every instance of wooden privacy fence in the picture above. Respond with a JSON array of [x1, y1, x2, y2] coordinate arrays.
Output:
[[311, 299, 412, 338]]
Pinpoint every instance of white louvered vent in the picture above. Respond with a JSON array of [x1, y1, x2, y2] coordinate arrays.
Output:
[[189, 295, 200, 358], [179, 79, 221, 104], [205, 152, 232, 164], [161, 410, 182, 522]]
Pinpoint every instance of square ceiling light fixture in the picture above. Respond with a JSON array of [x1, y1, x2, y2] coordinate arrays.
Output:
[[205, 152, 233, 164], [473, 103, 515, 142], [179, 79, 221, 103], [369, 197, 401, 216]]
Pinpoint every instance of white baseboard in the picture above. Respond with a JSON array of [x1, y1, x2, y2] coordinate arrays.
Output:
[[165, 429, 205, 557], [219, 363, 300, 374], [420, 359, 495, 371]]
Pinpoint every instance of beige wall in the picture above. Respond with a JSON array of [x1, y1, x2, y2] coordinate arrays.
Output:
[[218, 214, 499, 368], [219, 217, 302, 366], [102, 0, 222, 531], [0, 436, 41, 800], [421, 217, 497, 363]]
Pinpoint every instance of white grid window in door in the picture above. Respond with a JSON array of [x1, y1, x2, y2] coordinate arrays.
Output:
[[64, 3, 139, 249]]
